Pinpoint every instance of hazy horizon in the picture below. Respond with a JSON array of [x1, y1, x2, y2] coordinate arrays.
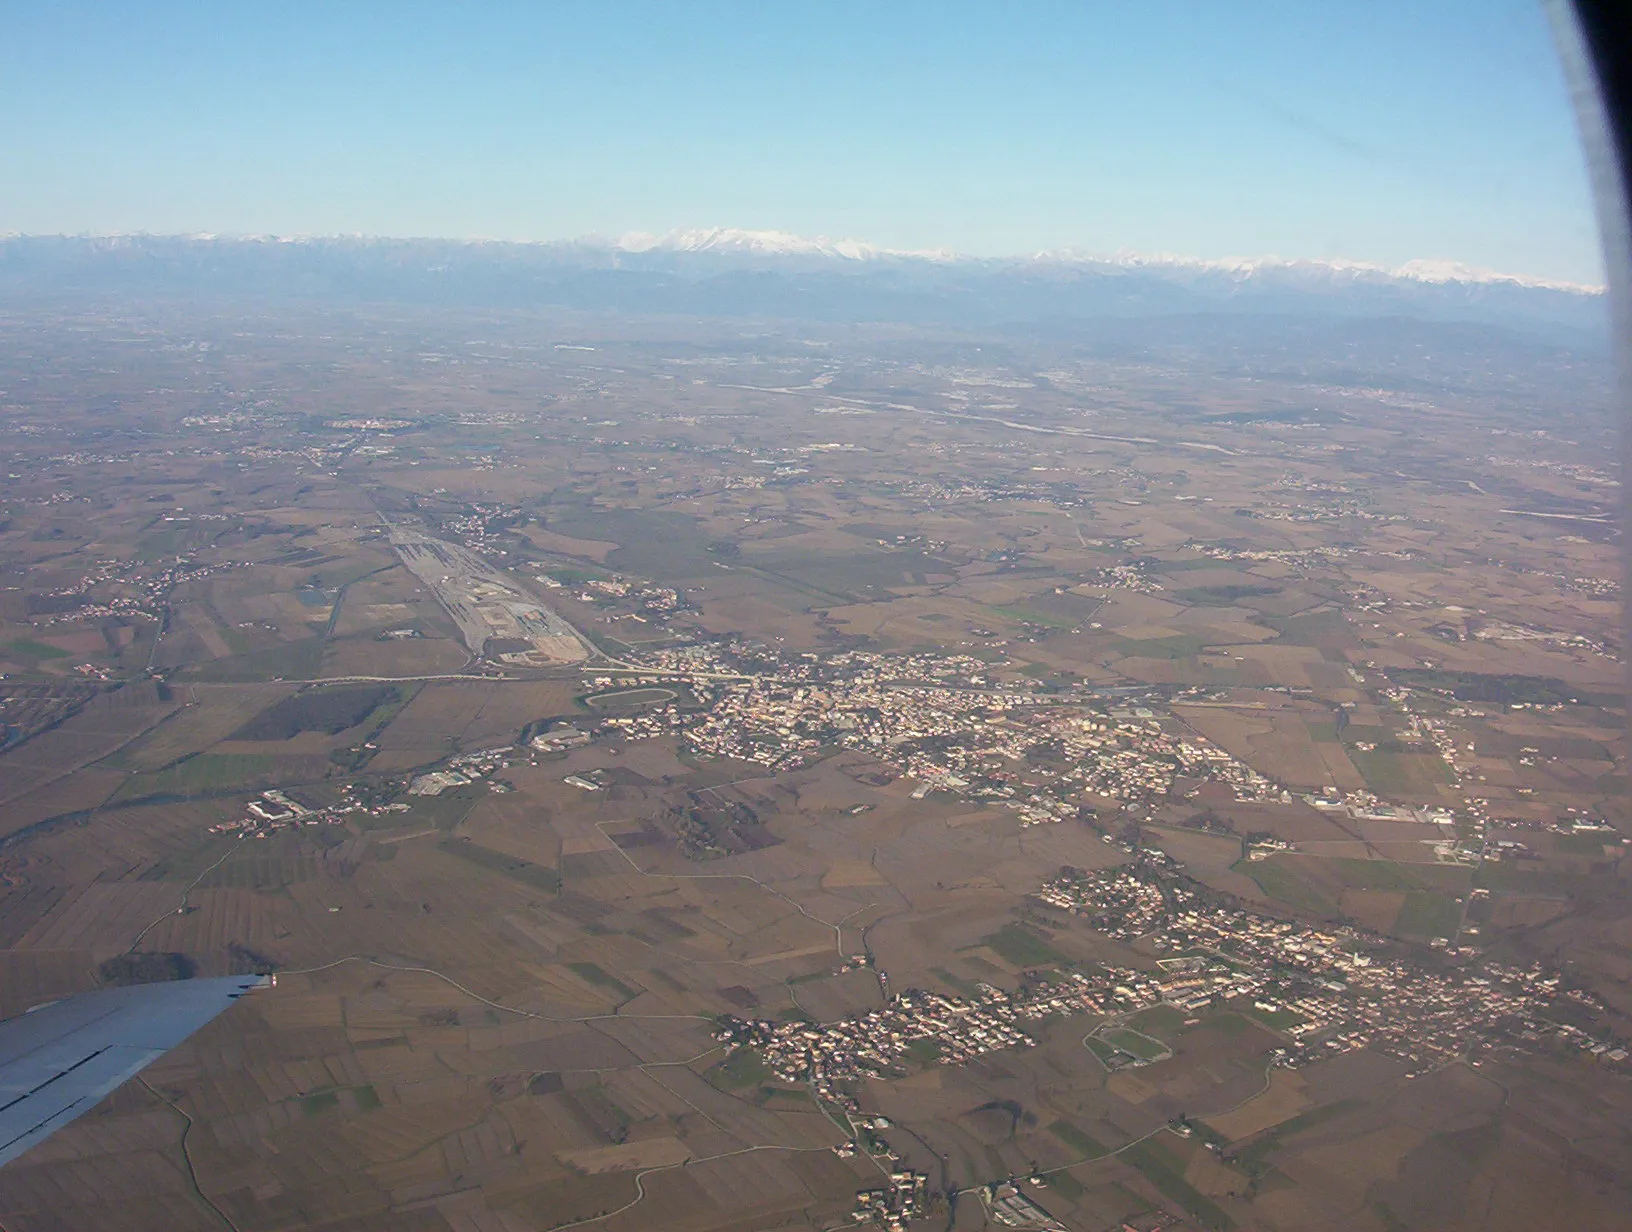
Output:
[[0, 226, 1604, 294], [0, 2, 1606, 286]]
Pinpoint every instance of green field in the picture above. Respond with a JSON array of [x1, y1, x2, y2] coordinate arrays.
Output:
[[200, 853, 321, 890], [1111, 634, 1213, 660], [109, 752, 286, 803], [1238, 1002, 1306, 1031], [544, 503, 746, 583], [1553, 831, 1619, 855], [1327, 857, 1417, 891], [233, 684, 396, 740], [1041, 1168, 1085, 1198], [1231, 1099, 1361, 1174], [1085, 1035, 1119, 1065], [185, 638, 326, 683], [930, 966, 985, 998], [1392, 669, 1595, 707], [989, 604, 1076, 630], [136, 837, 242, 884], [1348, 748, 1451, 798], [751, 545, 954, 601], [566, 961, 640, 1000], [2, 638, 71, 661], [1263, 609, 1354, 647], [295, 1083, 384, 1117], [1047, 1119, 1108, 1158], [1340, 724, 1390, 746], [1195, 1011, 1252, 1037], [1121, 1140, 1234, 1230], [1100, 1027, 1169, 1060], [584, 686, 678, 712], [1235, 858, 1337, 916], [981, 923, 1065, 967], [904, 1037, 943, 1064], [436, 838, 561, 892], [1174, 585, 1279, 605], [711, 1047, 771, 1089], [136, 526, 210, 558], [1272, 1099, 1362, 1139], [1392, 891, 1462, 939], [1130, 1004, 1188, 1035]]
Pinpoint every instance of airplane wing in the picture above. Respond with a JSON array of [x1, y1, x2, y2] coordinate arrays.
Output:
[[0, 973, 271, 1169]]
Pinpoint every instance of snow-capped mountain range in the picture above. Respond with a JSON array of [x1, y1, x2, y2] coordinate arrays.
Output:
[[610, 226, 1599, 295], [0, 229, 1607, 344], [615, 226, 956, 263]]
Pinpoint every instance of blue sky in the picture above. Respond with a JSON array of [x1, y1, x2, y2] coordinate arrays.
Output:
[[0, 1, 1605, 283]]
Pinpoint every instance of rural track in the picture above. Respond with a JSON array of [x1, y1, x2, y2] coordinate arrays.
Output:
[[1203, 1058, 1279, 1121], [139, 1075, 244, 1232], [128, 841, 240, 951], [592, 821, 867, 958], [544, 1142, 842, 1232], [321, 563, 396, 640]]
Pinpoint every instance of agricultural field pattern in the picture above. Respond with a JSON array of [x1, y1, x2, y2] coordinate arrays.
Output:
[[0, 242, 1627, 1232]]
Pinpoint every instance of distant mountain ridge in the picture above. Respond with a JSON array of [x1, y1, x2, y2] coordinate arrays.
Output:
[[614, 226, 958, 263], [612, 226, 1601, 295], [0, 232, 1606, 345]]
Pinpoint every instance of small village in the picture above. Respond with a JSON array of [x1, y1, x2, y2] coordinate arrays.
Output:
[[718, 851, 1623, 1195], [1035, 863, 1627, 1075]]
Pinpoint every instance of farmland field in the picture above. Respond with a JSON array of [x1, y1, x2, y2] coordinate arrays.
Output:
[[0, 245, 1625, 1232]]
